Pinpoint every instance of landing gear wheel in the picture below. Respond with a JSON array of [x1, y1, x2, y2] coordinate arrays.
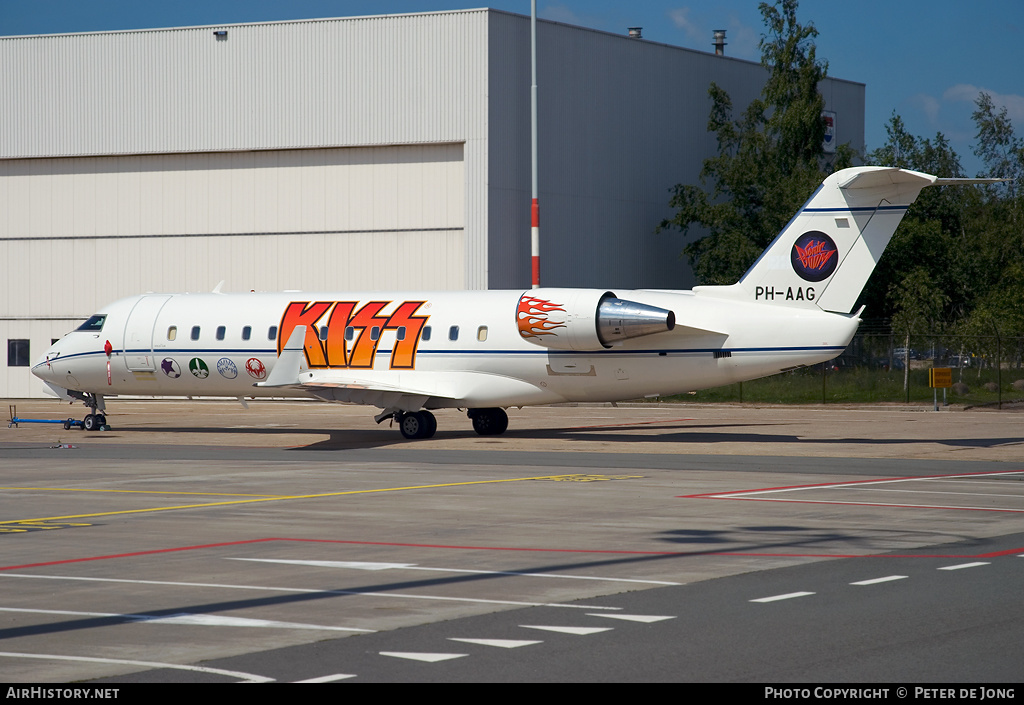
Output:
[[398, 411, 426, 440], [469, 408, 508, 436], [420, 410, 437, 439], [82, 414, 97, 432], [96, 414, 109, 431]]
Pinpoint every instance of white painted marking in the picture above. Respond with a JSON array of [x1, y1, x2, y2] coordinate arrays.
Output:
[[2, 573, 620, 610], [843, 488, 1024, 499], [850, 575, 908, 586], [234, 559, 414, 571], [724, 498, 1024, 512], [585, 613, 676, 623], [711, 472, 1024, 512], [136, 613, 372, 632], [938, 562, 991, 571], [519, 625, 613, 635], [448, 638, 542, 648], [750, 591, 815, 603], [380, 652, 467, 663], [229, 557, 680, 585], [0, 651, 273, 683], [294, 673, 357, 683], [0, 606, 373, 632]]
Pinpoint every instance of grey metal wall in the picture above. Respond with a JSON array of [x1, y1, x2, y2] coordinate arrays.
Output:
[[0, 11, 492, 290], [486, 11, 865, 290]]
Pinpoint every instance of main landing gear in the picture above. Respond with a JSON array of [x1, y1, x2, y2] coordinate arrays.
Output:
[[396, 410, 437, 440], [467, 408, 508, 436], [377, 407, 509, 440]]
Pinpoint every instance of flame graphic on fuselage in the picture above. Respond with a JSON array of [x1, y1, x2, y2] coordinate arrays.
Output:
[[517, 295, 567, 339], [794, 239, 836, 271]]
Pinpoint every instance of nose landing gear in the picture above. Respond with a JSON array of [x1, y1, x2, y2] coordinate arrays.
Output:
[[66, 392, 110, 432]]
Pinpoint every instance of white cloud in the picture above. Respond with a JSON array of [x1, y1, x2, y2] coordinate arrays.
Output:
[[943, 84, 1024, 124], [539, 3, 587, 27], [668, 7, 702, 43], [908, 93, 941, 125], [727, 13, 759, 61]]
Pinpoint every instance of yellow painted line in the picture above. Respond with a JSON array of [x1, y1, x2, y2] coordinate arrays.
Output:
[[0, 474, 580, 526], [0, 487, 280, 498]]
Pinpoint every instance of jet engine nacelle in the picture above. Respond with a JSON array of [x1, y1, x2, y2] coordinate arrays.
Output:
[[516, 288, 675, 351]]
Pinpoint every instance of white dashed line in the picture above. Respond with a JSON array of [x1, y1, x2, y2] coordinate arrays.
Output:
[[519, 625, 613, 635], [448, 638, 542, 648], [938, 562, 991, 571], [585, 613, 676, 623], [381, 652, 467, 663], [750, 591, 815, 603], [850, 575, 908, 586], [294, 673, 357, 683]]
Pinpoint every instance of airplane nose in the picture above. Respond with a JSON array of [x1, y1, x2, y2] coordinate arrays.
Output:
[[32, 344, 63, 383]]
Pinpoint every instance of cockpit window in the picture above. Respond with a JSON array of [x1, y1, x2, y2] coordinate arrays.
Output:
[[77, 315, 106, 332]]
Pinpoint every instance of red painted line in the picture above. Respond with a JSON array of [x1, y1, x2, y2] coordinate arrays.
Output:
[[0, 539, 276, 572], [531, 198, 539, 227], [975, 546, 1024, 558]]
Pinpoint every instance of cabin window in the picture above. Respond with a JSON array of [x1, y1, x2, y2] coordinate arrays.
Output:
[[422, 326, 431, 341], [241, 326, 251, 341], [477, 326, 488, 342], [216, 326, 226, 341], [167, 326, 177, 341], [396, 326, 406, 341], [268, 326, 277, 341], [7, 339, 29, 367], [76, 314, 106, 332], [448, 325, 459, 341], [318, 326, 329, 341], [370, 326, 380, 341], [345, 326, 354, 341], [190, 326, 200, 341]]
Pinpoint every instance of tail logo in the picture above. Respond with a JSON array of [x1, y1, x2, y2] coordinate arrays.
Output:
[[791, 231, 838, 282]]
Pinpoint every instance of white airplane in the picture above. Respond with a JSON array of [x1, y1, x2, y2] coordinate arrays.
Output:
[[32, 167, 990, 439]]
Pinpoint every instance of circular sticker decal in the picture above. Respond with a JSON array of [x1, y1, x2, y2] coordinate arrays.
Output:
[[160, 358, 181, 378], [189, 357, 209, 379], [246, 357, 267, 380], [791, 231, 839, 282], [217, 357, 238, 379]]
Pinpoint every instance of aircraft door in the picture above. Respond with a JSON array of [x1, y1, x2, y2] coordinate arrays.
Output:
[[123, 295, 172, 371]]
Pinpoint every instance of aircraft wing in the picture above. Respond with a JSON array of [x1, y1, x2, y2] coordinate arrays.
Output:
[[255, 327, 550, 409]]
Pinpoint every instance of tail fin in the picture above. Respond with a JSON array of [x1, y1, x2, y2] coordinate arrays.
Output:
[[695, 167, 953, 314]]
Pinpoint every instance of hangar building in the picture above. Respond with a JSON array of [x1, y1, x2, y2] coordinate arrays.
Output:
[[0, 9, 865, 397]]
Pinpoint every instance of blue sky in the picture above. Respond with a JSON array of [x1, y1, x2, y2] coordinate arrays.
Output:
[[3, 1, 1021, 177]]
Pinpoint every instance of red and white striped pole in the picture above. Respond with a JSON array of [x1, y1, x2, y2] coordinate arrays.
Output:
[[530, 0, 540, 288]]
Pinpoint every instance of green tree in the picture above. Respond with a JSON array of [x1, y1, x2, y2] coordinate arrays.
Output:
[[658, 0, 852, 285], [972, 92, 1023, 196]]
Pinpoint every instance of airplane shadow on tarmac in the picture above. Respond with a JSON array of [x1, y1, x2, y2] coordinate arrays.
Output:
[[101, 419, 1024, 453]]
